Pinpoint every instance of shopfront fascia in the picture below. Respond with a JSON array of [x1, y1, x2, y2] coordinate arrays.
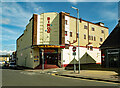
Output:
[[31, 45, 65, 67]]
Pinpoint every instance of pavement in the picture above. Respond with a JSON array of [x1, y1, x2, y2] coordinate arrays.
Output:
[[24, 68, 120, 83], [55, 69, 120, 83]]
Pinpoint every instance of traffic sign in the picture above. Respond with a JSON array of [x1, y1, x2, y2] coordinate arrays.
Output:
[[73, 52, 76, 55], [72, 46, 76, 52]]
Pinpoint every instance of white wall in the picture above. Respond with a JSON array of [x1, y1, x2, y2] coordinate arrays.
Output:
[[61, 46, 101, 66], [65, 16, 70, 44]]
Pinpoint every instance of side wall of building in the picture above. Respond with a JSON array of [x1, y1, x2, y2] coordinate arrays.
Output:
[[17, 18, 40, 68], [61, 46, 101, 67]]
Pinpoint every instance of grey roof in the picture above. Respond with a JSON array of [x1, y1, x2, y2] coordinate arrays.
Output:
[[100, 22, 120, 49]]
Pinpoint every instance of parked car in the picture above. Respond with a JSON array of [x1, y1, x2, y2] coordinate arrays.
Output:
[[9, 62, 17, 68], [4, 61, 9, 67], [0, 61, 5, 66]]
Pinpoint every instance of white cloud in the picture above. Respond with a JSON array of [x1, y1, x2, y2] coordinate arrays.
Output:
[[1, 26, 18, 34], [67, 0, 78, 5], [99, 9, 118, 21], [2, 18, 10, 24], [0, 50, 15, 55], [1, 2, 45, 28], [0, 26, 22, 41], [67, 0, 119, 3], [1, 0, 120, 2]]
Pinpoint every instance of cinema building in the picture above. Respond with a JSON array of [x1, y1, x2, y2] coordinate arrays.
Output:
[[16, 12, 109, 69]]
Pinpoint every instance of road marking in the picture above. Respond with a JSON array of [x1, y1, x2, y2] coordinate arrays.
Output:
[[51, 74, 119, 85]]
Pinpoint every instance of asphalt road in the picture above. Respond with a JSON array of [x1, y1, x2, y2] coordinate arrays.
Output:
[[1, 68, 119, 87]]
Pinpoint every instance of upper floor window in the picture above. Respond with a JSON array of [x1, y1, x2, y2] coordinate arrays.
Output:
[[92, 27, 95, 31], [100, 38, 103, 42], [65, 31, 67, 36], [94, 36, 96, 41], [77, 33, 79, 38], [84, 25, 87, 29], [84, 34, 86, 39], [70, 32, 72, 37], [89, 35, 93, 40], [101, 30, 104, 33], [90, 46, 93, 51], [65, 20, 68, 25]]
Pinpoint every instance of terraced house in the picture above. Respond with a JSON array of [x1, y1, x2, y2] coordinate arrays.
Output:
[[16, 12, 109, 69]]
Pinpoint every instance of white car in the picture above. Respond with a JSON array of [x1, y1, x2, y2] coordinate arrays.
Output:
[[0, 61, 5, 66]]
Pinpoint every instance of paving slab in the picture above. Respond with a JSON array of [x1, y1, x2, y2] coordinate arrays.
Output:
[[56, 70, 120, 83]]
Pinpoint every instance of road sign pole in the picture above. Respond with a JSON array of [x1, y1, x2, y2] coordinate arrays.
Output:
[[42, 49, 44, 70], [73, 46, 76, 73], [74, 55, 76, 73]]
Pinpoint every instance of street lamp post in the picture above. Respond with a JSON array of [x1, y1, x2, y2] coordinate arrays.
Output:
[[72, 6, 80, 73]]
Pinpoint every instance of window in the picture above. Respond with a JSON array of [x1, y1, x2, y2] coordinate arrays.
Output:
[[91, 36, 93, 40], [89, 35, 90, 40], [100, 38, 103, 42], [87, 46, 89, 50], [77, 33, 79, 38], [65, 20, 67, 25], [65, 31, 67, 36], [84, 25, 87, 29], [101, 30, 104, 33], [89, 35, 93, 40], [92, 27, 95, 31], [94, 36, 96, 41], [84, 34, 86, 39], [70, 32, 72, 37], [90, 46, 93, 51]]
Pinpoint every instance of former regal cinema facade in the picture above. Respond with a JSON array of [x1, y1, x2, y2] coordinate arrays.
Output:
[[16, 12, 109, 69]]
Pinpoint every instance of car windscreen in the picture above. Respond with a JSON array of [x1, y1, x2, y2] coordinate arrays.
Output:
[[10, 63, 15, 65]]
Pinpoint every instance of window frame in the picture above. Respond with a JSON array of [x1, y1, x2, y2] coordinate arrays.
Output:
[[101, 30, 104, 33], [84, 25, 87, 29], [65, 20, 68, 25], [70, 32, 72, 37], [94, 36, 96, 41], [65, 31, 67, 36], [92, 27, 95, 31], [100, 38, 103, 42], [90, 46, 93, 51], [84, 34, 86, 39]]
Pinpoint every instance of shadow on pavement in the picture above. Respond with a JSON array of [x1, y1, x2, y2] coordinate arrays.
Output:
[[65, 64, 120, 75]]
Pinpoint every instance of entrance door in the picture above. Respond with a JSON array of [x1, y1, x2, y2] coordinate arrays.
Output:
[[44, 49, 58, 65], [107, 49, 119, 68], [109, 54, 119, 67], [45, 54, 58, 65]]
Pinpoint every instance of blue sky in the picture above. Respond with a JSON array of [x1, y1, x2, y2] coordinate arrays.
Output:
[[0, 1, 119, 55]]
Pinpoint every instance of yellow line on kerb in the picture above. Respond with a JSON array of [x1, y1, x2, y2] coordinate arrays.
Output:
[[51, 73, 119, 85]]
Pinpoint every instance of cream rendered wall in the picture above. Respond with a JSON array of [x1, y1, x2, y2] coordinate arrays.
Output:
[[17, 19, 40, 68], [69, 16, 77, 45], [39, 12, 59, 45], [65, 16, 70, 44], [37, 15, 41, 45], [79, 21, 88, 46], [33, 48, 40, 68]]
